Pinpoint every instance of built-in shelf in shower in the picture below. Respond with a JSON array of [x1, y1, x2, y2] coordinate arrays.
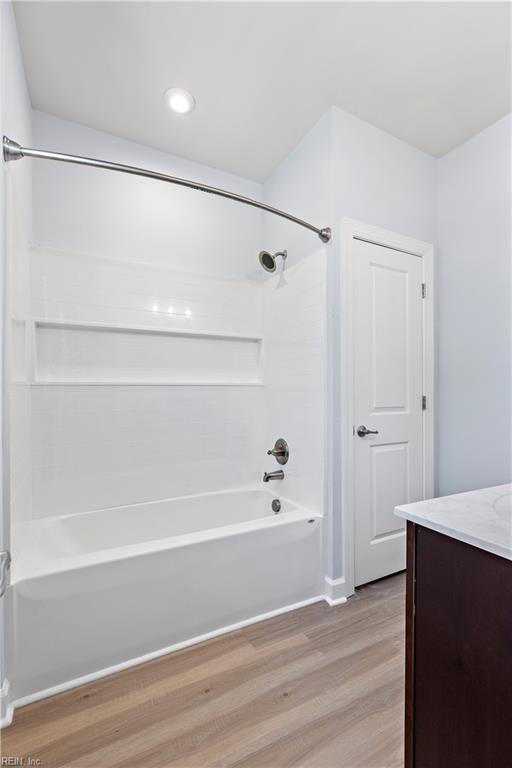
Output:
[[33, 319, 263, 386], [32, 381, 264, 387]]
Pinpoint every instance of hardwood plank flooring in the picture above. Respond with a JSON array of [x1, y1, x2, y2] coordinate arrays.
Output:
[[2, 574, 405, 768]]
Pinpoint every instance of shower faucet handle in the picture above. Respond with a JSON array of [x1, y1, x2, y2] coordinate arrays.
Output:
[[267, 438, 289, 465]]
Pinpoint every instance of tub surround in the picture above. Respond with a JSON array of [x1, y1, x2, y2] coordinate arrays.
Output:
[[25, 246, 326, 519], [395, 483, 512, 560], [397, 486, 512, 767]]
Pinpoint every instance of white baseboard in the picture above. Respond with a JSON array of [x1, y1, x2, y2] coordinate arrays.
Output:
[[324, 594, 347, 607], [0, 679, 14, 729], [12, 594, 325, 712], [324, 575, 349, 605]]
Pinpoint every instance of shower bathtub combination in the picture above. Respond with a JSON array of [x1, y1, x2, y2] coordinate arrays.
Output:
[[3, 133, 331, 718], [12, 490, 323, 705]]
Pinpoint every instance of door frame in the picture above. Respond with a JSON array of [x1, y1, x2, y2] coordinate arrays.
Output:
[[340, 219, 434, 597]]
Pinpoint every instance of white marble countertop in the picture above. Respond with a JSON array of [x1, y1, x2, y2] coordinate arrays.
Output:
[[395, 484, 512, 560]]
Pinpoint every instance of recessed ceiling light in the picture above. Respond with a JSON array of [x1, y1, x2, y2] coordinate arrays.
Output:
[[164, 87, 196, 115]]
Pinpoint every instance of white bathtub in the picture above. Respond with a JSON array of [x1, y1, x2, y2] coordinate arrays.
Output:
[[11, 489, 323, 706]]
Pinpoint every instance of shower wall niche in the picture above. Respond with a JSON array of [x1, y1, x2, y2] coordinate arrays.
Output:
[[34, 322, 262, 385]]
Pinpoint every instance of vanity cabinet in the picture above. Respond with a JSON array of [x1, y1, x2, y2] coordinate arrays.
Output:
[[404, 522, 512, 768], [395, 485, 512, 768]]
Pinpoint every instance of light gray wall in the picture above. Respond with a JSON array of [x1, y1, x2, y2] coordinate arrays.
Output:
[[262, 110, 333, 264], [437, 114, 511, 495], [332, 106, 437, 242], [32, 111, 264, 280]]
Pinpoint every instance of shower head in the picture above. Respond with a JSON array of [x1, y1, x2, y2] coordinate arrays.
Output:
[[258, 250, 287, 273]]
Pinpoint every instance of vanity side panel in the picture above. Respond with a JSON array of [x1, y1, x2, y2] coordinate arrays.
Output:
[[404, 522, 416, 768], [413, 526, 512, 768]]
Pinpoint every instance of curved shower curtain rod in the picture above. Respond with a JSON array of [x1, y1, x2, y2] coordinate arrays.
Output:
[[2, 136, 332, 243]]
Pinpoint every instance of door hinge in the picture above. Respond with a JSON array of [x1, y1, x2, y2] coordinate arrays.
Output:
[[422, 395, 427, 411], [0, 550, 11, 597], [421, 283, 426, 299]]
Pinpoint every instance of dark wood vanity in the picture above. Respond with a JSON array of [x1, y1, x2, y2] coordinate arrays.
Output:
[[396, 487, 512, 768]]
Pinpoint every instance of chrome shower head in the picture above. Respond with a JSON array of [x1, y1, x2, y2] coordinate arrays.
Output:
[[258, 249, 287, 273]]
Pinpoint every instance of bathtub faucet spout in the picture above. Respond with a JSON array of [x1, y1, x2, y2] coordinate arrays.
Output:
[[263, 470, 284, 483]]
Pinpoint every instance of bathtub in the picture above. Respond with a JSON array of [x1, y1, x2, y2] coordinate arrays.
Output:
[[11, 489, 323, 706]]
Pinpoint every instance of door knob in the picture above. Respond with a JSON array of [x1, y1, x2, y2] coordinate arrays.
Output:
[[356, 425, 379, 437]]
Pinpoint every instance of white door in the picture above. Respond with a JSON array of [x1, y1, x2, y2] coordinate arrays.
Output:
[[353, 238, 424, 586]]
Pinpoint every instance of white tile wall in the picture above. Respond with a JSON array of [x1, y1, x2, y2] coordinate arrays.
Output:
[[8, 191, 32, 524], [30, 247, 262, 335], [31, 385, 265, 517], [262, 252, 326, 514], [29, 248, 266, 517], [24, 246, 325, 520], [10, 385, 31, 522]]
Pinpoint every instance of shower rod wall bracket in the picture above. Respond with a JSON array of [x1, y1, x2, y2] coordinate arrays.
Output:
[[3, 136, 24, 162], [2, 135, 332, 243]]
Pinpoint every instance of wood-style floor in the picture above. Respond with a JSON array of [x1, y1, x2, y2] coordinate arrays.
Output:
[[2, 574, 405, 768]]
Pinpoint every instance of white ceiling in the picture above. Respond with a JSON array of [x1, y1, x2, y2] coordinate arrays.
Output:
[[14, 1, 511, 181]]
